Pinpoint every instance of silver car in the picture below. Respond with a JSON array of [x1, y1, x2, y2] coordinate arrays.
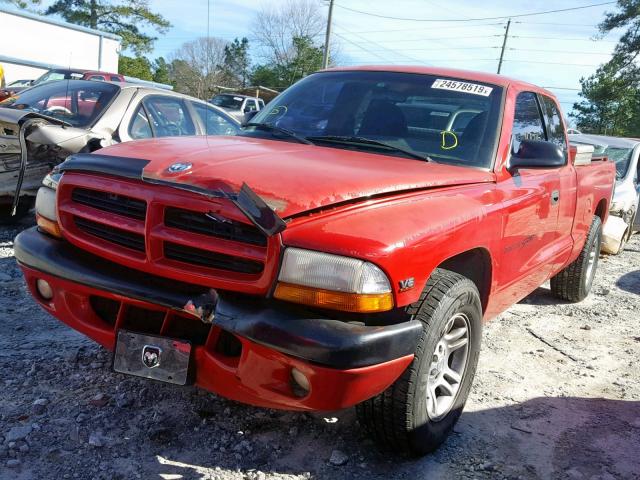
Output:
[[210, 94, 265, 122], [0, 80, 240, 222], [571, 134, 640, 254]]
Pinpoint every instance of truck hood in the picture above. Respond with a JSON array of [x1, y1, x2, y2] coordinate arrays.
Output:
[[97, 136, 496, 218]]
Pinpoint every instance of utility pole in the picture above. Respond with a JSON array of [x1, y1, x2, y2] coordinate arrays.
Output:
[[322, 0, 335, 69], [497, 18, 511, 74]]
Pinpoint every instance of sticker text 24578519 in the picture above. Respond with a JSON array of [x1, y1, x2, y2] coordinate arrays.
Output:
[[431, 79, 493, 97]]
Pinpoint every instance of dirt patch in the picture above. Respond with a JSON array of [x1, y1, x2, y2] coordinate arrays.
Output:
[[1, 220, 639, 479]]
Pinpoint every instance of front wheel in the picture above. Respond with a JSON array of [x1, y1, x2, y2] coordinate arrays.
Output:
[[356, 268, 482, 456]]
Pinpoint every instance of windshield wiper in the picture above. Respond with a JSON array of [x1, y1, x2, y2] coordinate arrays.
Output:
[[307, 135, 432, 162], [244, 122, 314, 145]]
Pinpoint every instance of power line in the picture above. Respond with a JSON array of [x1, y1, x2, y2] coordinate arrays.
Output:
[[543, 86, 582, 90], [341, 46, 501, 52], [337, 58, 500, 65], [515, 21, 599, 26], [503, 59, 600, 66], [334, 24, 429, 64], [332, 31, 397, 64], [330, 22, 506, 35], [334, 1, 615, 22], [337, 34, 503, 44], [509, 47, 612, 55], [512, 35, 617, 42]]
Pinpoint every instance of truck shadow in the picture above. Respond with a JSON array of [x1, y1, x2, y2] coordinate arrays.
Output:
[[616, 270, 640, 295], [151, 396, 640, 480], [517, 286, 571, 306]]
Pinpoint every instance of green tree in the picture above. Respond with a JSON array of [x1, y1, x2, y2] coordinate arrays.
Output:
[[118, 55, 152, 80], [251, 36, 323, 88], [45, 0, 170, 55], [1, 0, 41, 9], [152, 57, 171, 85], [250, 65, 281, 88], [221, 37, 251, 88], [572, 0, 640, 135]]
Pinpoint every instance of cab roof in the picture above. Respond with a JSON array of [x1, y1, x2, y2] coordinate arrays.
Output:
[[325, 65, 555, 98]]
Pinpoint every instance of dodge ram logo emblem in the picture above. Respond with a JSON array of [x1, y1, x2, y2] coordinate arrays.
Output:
[[167, 162, 192, 173], [142, 345, 162, 368]]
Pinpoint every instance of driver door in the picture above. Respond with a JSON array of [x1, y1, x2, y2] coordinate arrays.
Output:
[[495, 91, 563, 305]]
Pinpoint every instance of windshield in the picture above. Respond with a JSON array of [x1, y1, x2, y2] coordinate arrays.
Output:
[[604, 147, 634, 179], [243, 71, 503, 168], [33, 70, 83, 86], [211, 94, 244, 110], [1, 80, 119, 128], [573, 141, 634, 179]]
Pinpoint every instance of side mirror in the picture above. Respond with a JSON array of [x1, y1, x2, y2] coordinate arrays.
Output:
[[509, 139, 565, 171], [241, 110, 258, 126]]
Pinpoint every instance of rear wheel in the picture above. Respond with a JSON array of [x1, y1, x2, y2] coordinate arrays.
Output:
[[356, 268, 482, 456], [550, 215, 602, 302]]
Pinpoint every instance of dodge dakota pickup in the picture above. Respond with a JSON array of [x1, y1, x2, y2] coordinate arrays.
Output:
[[14, 66, 615, 455]]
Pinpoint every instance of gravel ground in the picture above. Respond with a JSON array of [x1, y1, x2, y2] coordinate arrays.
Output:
[[1, 219, 639, 480]]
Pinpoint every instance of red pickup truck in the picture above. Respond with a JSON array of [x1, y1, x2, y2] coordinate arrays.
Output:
[[14, 66, 615, 456]]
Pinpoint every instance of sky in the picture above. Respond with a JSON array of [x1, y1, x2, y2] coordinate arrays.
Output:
[[146, 0, 623, 117], [43, 0, 625, 117]]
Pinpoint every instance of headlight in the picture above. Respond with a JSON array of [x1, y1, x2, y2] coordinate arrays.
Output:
[[274, 248, 393, 313], [35, 171, 62, 237]]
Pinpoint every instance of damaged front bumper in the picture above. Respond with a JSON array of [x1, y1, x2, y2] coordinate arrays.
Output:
[[14, 227, 421, 411], [602, 212, 631, 254]]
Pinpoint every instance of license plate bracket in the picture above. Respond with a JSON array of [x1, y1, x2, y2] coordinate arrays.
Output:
[[113, 330, 192, 385]]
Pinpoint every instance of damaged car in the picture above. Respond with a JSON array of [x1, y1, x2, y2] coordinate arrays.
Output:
[[570, 134, 639, 254], [0, 79, 240, 222]]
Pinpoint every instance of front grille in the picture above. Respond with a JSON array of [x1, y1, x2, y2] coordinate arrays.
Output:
[[58, 174, 278, 294], [164, 242, 264, 274], [72, 188, 147, 220], [75, 216, 145, 252], [165, 207, 267, 246]]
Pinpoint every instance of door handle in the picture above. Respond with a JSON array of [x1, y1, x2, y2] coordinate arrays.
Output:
[[551, 190, 560, 205]]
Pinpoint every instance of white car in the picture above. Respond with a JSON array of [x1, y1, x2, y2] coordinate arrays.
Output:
[[571, 134, 640, 254], [0, 80, 240, 222]]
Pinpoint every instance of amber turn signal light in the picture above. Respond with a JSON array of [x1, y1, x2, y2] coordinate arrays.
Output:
[[36, 214, 62, 238], [274, 282, 394, 313]]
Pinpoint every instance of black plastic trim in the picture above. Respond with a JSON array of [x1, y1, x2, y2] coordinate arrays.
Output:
[[14, 228, 422, 369], [59, 153, 150, 180]]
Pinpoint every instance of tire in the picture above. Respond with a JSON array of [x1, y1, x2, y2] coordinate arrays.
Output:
[[550, 215, 602, 302], [0, 198, 34, 225], [356, 268, 482, 456]]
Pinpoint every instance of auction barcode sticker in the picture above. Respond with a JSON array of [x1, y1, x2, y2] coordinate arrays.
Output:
[[431, 79, 493, 97]]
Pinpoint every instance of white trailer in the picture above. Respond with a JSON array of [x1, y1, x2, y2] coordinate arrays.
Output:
[[0, 6, 121, 83]]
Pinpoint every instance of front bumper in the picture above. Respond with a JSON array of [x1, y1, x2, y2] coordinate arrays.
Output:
[[15, 227, 421, 411], [602, 214, 629, 254]]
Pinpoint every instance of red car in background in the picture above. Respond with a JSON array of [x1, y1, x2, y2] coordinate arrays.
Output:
[[0, 68, 125, 102]]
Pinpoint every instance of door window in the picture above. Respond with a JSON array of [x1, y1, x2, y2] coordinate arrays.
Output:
[[143, 96, 196, 137], [129, 104, 153, 139], [191, 103, 239, 136], [539, 95, 567, 159], [243, 99, 258, 113], [512, 92, 546, 152]]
